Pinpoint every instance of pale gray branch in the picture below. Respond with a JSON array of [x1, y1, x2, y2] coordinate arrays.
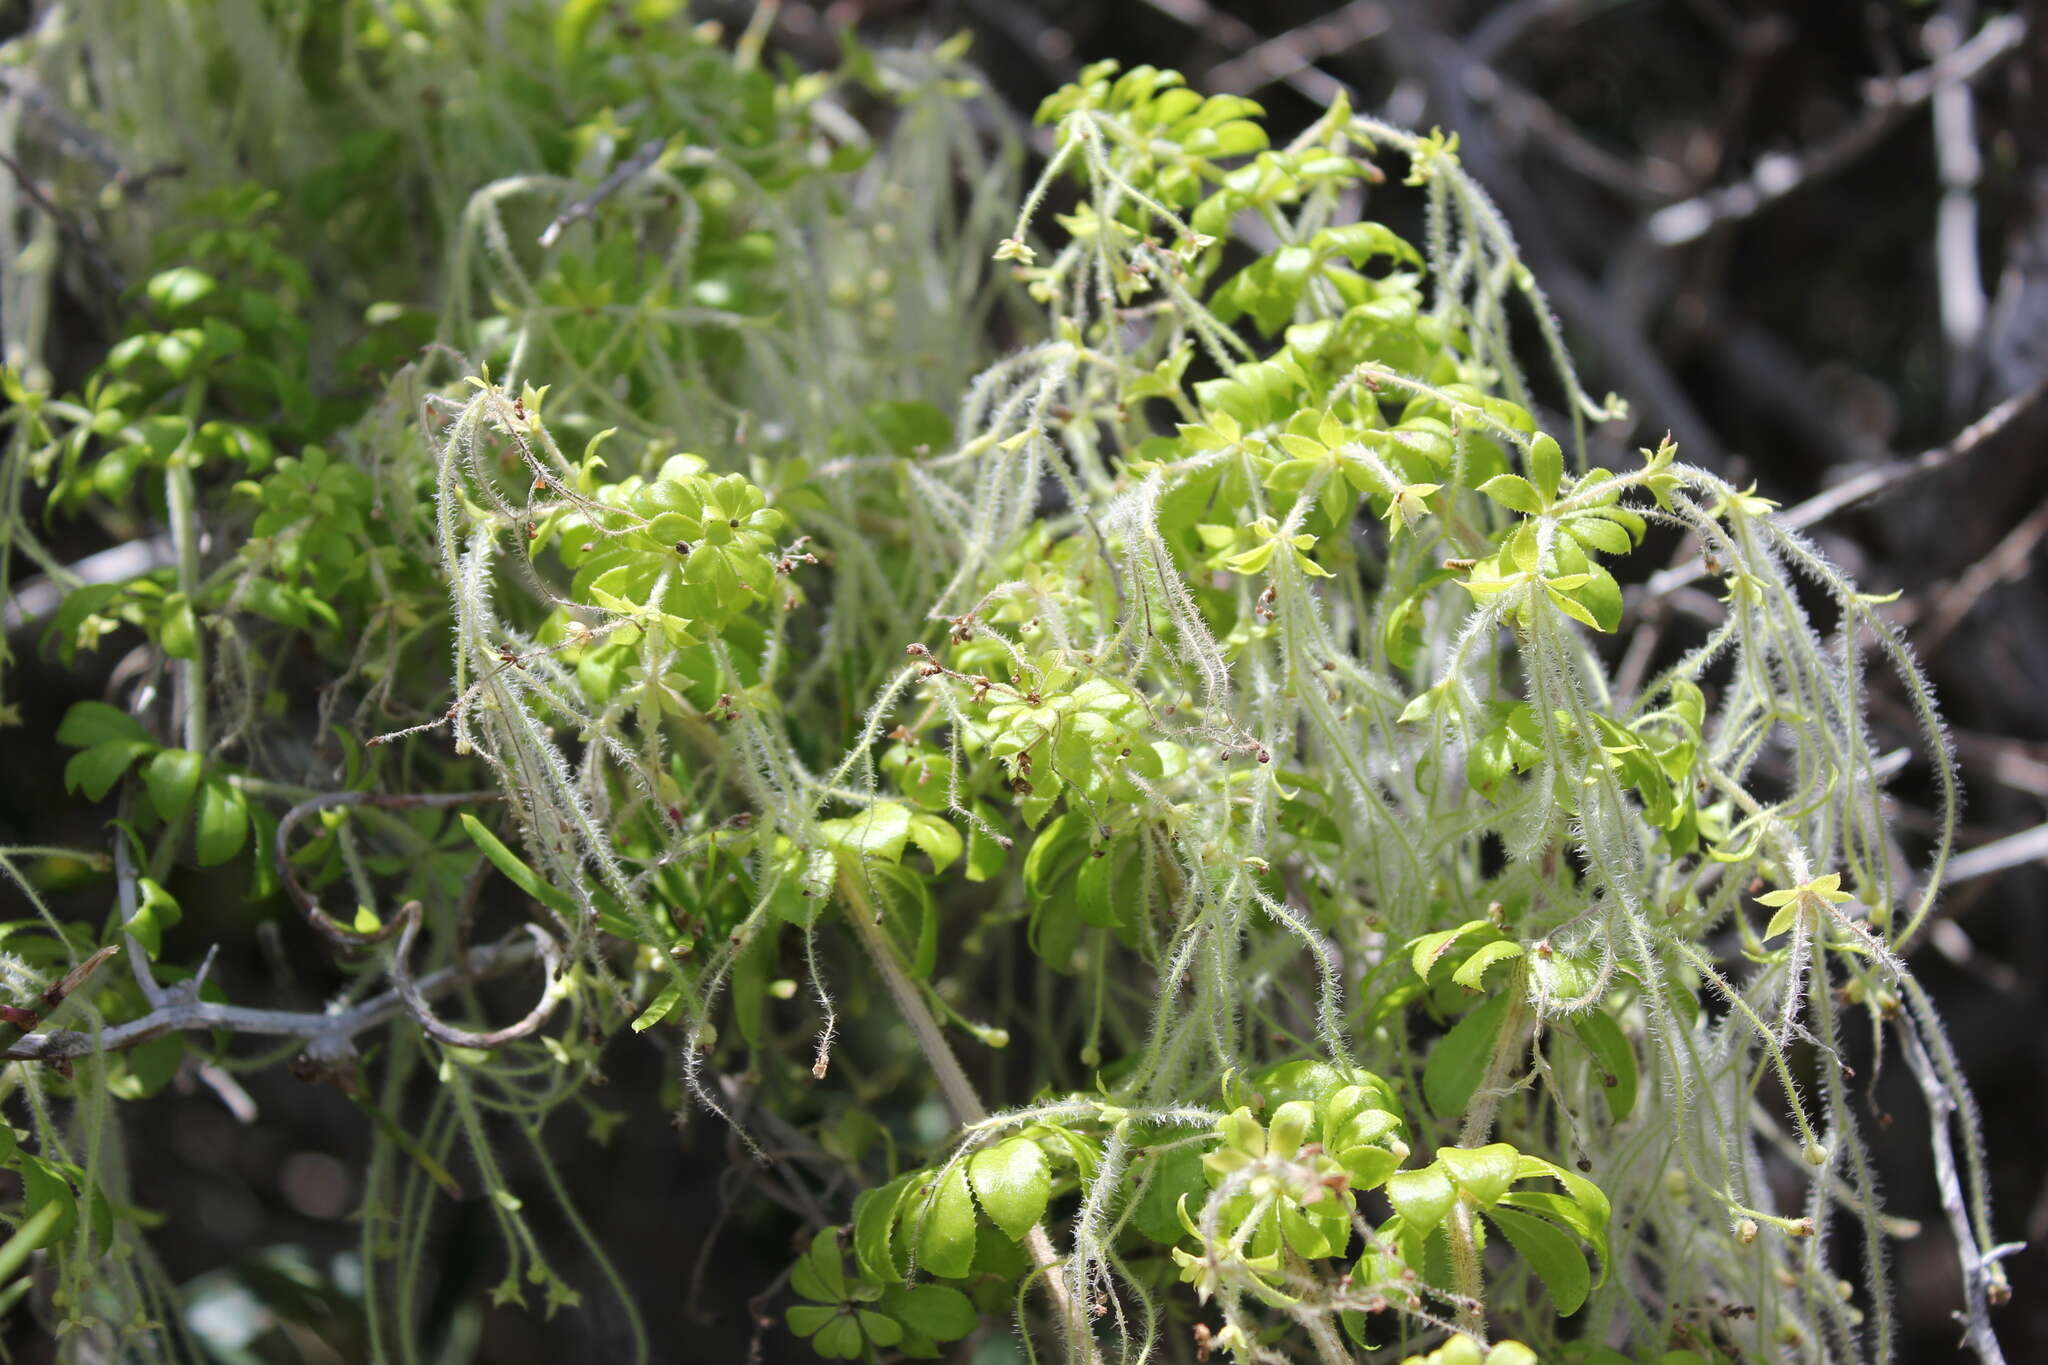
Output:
[[2, 934, 537, 1063], [1896, 1011, 2017, 1363], [1205, 1, 1391, 97], [1646, 13, 2024, 247], [1928, 5, 1990, 410], [389, 901, 565, 1049], [1645, 373, 2048, 601], [537, 137, 668, 249], [1947, 821, 2048, 886], [2, 533, 176, 633], [1783, 370, 2048, 529], [274, 789, 500, 946], [1136, 0, 1348, 106]]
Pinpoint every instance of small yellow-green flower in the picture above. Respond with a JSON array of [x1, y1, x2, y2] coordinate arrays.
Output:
[[1756, 872, 1853, 941]]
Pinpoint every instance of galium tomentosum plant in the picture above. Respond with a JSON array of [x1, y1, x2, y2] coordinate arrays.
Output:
[[0, 13, 2011, 1364], [413, 57, 2006, 1365]]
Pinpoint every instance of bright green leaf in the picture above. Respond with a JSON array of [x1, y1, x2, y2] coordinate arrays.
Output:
[[1384, 1162, 1454, 1232], [64, 741, 151, 802], [913, 1165, 978, 1279], [968, 1138, 1051, 1241], [906, 813, 963, 876], [1424, 990, 1511, 1120], [631, 978, 686, 1032], [461, 812, 579, 917], [56, 701, 150, 749], [1478, 474, 1544, 515], [124, 877, 182, 959], [885, 1283, 977, 1340], [1572, 1012, 1638, 1122], [193, 779, 248, 866], [1527, 433, 1564, 503], [160, 593, 200, 661], [1451, 939, 1524, 992], [1486, 1204, 1591, 1315], [146, 267, 217, 314], [145, 749, 203, 823], [791, 1228, 847, 1303], [853, 1172, 918, 1284], [1437, 1142, 1519, 1207], [819, 801, 913, 863]]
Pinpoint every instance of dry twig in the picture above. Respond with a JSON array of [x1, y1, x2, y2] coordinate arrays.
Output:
[[1646, 13, 2025, 246]]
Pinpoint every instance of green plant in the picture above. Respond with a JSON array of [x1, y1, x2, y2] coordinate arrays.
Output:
[[0, 11, 2012, 1365]]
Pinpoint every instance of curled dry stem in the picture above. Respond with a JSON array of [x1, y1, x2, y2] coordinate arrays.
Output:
[[388, 900, 567, 1051]]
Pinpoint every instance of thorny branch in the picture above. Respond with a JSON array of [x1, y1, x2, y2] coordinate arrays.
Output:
[[1, 791, 564, 1066], [1, 932, 540, 1064], [1896, 1012, 2022, 1365], [389, 899, 566, 1049]]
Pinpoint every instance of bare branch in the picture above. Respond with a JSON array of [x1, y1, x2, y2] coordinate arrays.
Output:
[[1781, 370, 2048, 529], [1896, 1011, 2019, 1362], [2, 533, 176, 633], [1647, 13, 2025, 247], [388, 900, 566, 1049], [1469, 70, 1686, 203], [1465, 0, 1575, 66], [1205, 2, 1392, 97], [1644, 374, 2048, 601], [1947, 820, 2048, 886], [537, 137, 668, 249], [1135, 0, 1348, 106], [1, 933, 538, 1064], [1917, 495, 2048, 652], [1928, 5, 1991, 411]]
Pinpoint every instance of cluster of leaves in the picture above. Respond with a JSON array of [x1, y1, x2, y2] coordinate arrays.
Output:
[[816, 1057, 1610, 1362], [785, 1226, 981, 1360]]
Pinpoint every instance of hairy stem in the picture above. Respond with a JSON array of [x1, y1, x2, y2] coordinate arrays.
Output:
[[1445, 1200, 1488, 1343], [165, 454, 206, 755], [835, 863, 1097, 1362], [1442, 975, 1532, 1341], [1458, 973, 1531, 1147]]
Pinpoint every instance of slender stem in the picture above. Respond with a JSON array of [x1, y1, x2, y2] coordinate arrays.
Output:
[[1447, 973, 1531, 1340], [835, 865, 984, 1124], [835, 863, 1098, 1362], [1457, 982, 1531, 1148], [165, 454, 206, 755], [1301, 1306, 1356, 1365], [1445, 1200, 1488, 1343]]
